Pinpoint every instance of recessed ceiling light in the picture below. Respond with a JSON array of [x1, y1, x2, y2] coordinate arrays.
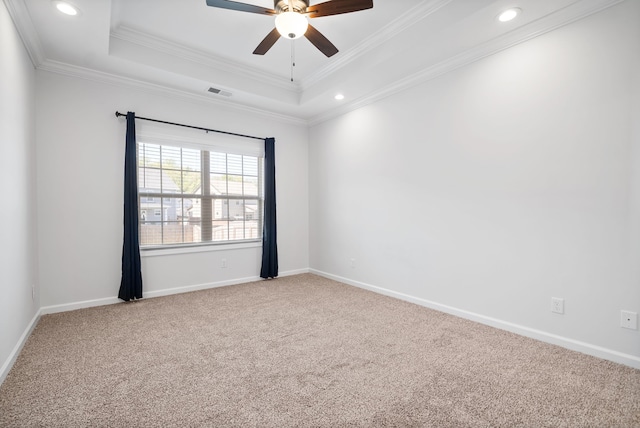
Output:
[[53, 1, 79, 16], [497, 8, 521, 22], [334, 94, 345, 101]]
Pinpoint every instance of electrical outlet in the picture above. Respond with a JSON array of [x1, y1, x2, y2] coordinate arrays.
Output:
[[621, 310, 638, 330], [349, 258, 356, 268], [221, 258, 227, 268], [551, 297, 564, 314]]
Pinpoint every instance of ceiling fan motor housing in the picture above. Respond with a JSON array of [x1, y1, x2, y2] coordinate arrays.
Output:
[[275, 0, 309, 14]]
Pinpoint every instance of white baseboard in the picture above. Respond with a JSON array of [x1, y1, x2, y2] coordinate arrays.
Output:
[[279, 268, 311, 276], [141, 269, 309, 298], [40, 297, 122, 315], [310, 269, 640, 370], [145, 276, 262, 299], [0, 309, 42, 385], [40, 268, 311, 315]]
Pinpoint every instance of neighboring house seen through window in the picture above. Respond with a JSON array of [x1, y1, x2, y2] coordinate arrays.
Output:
[[137, 142, 263, 247]]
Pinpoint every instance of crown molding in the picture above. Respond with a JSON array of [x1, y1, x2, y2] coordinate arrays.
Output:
[[3, 0, 45, 66], [37, 59, 308, 126], [308, 0, 626, 126], [110, 26, 298, 93], [299, 0, 453, 91]]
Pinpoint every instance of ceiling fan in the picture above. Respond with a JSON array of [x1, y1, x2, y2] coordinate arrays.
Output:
[[205, 0, 373, 58]]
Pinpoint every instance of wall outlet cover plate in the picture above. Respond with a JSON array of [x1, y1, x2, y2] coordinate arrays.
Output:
[[621, 310, 638, 330]]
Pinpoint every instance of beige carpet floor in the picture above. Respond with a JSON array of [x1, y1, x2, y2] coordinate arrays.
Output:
[[1, 274, 638, 427]]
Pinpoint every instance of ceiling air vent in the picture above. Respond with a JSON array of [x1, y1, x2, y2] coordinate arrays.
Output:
[[208, 87, 232, 97]]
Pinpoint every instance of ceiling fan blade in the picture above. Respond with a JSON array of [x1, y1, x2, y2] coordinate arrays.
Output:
[[253, 28, 281, 55], [305, 24, 339, 57], [206, 0, 276, 15], [306, 0, 373, 18]]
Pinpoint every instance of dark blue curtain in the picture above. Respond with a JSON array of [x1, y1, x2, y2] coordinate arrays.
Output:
[[118, 112, 143, 301], [260, 137, 278, 279]]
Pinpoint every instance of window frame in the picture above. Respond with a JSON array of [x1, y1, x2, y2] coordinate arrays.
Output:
[[136, 140, 264, 252]]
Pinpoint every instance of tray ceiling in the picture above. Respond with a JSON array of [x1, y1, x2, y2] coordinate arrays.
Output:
[[6, 0, 623, 123]]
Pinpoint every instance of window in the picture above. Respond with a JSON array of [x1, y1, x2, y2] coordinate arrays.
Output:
[[137, 142, 263, 248]]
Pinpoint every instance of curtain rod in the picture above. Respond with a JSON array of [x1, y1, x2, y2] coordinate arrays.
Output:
[[114, 111, 265, 141]]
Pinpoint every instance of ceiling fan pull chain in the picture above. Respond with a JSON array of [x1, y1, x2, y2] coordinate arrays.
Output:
[[290, 40, 295, 82]]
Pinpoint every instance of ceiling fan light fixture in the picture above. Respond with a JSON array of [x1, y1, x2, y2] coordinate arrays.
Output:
[[275, 12, 309, 39]]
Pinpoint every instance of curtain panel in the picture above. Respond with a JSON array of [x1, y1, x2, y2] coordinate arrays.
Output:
[[260, 137, 278, 278], [118, 112, 143, 301]]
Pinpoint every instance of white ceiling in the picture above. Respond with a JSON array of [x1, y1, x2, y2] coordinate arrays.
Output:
[[6, 0, 623, 123]]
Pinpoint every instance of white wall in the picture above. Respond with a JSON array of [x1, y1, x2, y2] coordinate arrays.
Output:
[[631, 1, 640, 340], [0, 0, 38, 381], [309, 1, 640, 366], [36, 72, 309, 309]]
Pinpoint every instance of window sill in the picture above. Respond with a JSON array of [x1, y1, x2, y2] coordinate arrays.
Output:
[[140, 240, 261, 257]]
